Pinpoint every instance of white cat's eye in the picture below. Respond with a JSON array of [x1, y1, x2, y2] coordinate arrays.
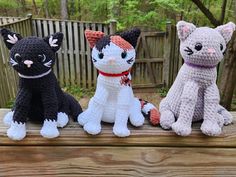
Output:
[[98, 52, 104, 59]]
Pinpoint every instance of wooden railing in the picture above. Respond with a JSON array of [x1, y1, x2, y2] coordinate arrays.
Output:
[[0, 16, 33, 107]]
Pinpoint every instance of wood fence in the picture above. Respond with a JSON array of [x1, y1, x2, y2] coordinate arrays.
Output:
[[0, 15, 180, 107], [0, 16, 33, 108]]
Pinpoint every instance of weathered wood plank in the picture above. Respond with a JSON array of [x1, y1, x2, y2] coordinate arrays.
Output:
[[61, 21, 70, 86], [1, 146, 236, 176], [0, 109, 236, 147], [79, 22, 87, 88], [85, 23, 92, 88], [68, 21, 75, 85], [73, 22, 81, 86], [55, 21, 64, 86]]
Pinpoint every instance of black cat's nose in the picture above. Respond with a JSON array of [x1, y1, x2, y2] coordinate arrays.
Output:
[[23, 60, 33, 68]]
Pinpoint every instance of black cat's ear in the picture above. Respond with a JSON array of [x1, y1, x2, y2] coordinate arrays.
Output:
[[43, 32, 63, 52], [119, 28, 141, 48], [0, 28, 23, 49]]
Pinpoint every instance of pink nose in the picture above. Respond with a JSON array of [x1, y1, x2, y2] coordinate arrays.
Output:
[[108, 58, 116, 65], [23, 60, 33, 68], [207, 48, 216, 56]]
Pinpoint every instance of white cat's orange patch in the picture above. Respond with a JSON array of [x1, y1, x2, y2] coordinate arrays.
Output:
[[111, 36, 133, 51]]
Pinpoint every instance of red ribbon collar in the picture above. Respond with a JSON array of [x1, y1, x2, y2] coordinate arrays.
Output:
[[99, 69, 130, 77]]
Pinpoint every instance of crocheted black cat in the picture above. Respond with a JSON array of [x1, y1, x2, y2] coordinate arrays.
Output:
[[1, 28, 82, 140]]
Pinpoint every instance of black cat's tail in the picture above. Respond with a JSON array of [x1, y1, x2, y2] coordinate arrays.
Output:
[[65, 93, 83, 121]]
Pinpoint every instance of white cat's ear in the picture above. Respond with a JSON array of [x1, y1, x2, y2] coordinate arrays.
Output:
[[215, 22, 235, 44], [0, 28, 23, 49], [176, 21, 196, 41], [43, 32, 63, 52]]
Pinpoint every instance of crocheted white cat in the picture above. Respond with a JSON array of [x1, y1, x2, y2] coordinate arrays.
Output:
[[78, 28, 159, 137], [160, 21, 235, 136]]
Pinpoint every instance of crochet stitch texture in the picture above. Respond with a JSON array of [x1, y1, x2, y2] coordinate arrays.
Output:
[[1, 29, 82, 140], [78, 28, 159, 137], [159, 21, 235, 136]]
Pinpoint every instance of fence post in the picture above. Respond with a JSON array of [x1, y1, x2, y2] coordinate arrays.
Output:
[[26, 13, 33, 36], [109, 20, 117, 34], [163, 21, 172, 88]]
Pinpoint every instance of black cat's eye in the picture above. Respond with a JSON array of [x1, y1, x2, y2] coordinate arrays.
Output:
[[38, 54, 46, 62], [14, 53, 22, 62], [121, 51, 127, 59], [220, 44, 224, 51], [194, 43, 203, 51], [98, 52, 104, 59]]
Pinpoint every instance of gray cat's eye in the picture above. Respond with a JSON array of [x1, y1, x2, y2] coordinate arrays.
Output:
[[195, 43, 202, 51], [220, 44, 223, 51]]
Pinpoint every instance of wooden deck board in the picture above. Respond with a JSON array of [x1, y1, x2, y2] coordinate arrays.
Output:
[[0, 109, 236, 147], [1, 109, 236, 176], [1, 146, 236, 176]]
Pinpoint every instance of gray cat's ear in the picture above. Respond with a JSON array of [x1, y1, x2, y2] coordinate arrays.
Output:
[[176, 21, 196, 41], [0, 28, 23, 49], [215, 22, 235, 44]]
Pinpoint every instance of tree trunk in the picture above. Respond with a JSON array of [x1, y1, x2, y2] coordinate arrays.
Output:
[[32, 0, 38, 15], [219, 32, 236, 110], [61, 0, 68, 20], [44, 0, 49, 18], [220, 0, 227, 24], [191, 0, 221, 27], [20, 0, 27, 13], [219, 0, 236, 109]]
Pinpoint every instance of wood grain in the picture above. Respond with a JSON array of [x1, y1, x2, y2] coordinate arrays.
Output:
[[0, 146, 236, 176], [1, 109, 236, 147]]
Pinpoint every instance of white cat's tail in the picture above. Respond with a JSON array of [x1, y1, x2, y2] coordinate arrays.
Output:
[[139, 99, 160, 125]]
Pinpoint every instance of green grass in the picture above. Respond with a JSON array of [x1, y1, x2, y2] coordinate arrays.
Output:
[[62, 86, 95, 100], [157, 87, 169, 98]]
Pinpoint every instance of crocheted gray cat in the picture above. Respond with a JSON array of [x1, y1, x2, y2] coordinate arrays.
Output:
[[160, 21, 235, 136]]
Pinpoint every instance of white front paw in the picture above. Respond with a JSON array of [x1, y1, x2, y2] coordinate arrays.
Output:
[[3, 111, 14, 127], [40, 119, 59, 138], [130, 114, 145, 127], [113, 126, 130, 137], [57, 112, 69, 128], [84, 122, 101, 135], [78, 110, 91, 126], [7, 121, 26, 140]]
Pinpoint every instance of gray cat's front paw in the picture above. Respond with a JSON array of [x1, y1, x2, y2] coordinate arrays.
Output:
[[172, 121, 191, 136], [201, 120, 222, 136], [160, 110, 175, 129]]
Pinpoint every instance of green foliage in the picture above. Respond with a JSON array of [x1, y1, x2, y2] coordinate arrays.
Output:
[[0, 0, 235, 30], [0, 0, 18, 9], [63, 86, 95, 100], [157, 87, 169, 97], [6, 99, 14, 108]]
